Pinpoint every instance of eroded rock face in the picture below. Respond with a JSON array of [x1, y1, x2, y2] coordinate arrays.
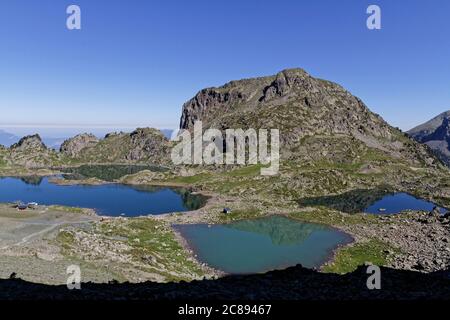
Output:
[[10, 134, 47, 152], [126, 128, 170, 162], [57, 128, 171, 164], [180, 69, 390, 138], [60, 133, 99, 157], [7, 134, 62, 168], [179, 68, 438, 166], [60, 134, 99, 157]]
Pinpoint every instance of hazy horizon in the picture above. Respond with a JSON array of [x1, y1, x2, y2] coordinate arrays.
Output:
[[0, 126, 175, 148]]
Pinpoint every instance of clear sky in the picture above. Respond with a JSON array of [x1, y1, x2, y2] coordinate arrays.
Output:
[[0, 0, 449, 131]]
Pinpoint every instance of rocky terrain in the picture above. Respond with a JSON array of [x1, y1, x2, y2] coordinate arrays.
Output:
[[0, 134, 69, 169], [0, 203, 212, 285], [181, 68, 437, 167], [331, 210, 450, 273], [60, 133, 99, 157], [408, 111, 450, 166], [59, 128, 171, 165], [173, 69, 450, 214]]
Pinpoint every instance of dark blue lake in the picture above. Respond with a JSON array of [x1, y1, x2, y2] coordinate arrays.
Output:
[[175, 216, 352, 274], [364, 192, 447, 214], [0, 177, 206, 216]]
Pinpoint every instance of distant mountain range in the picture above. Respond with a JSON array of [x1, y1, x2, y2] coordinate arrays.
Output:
[[0, 130, 18, 147], [408, 111, 450, 166], [0, 130, 64, 149], [0, 129, 175, 150]]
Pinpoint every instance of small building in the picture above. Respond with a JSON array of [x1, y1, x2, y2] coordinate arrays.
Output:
[[222, 207, 232, 214], [27, 202, 38, 209], [17, 204, 28, 211]]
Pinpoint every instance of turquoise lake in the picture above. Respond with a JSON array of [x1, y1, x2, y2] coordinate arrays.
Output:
[[0, 176, 206, 216], [175, 216, 352, 274]]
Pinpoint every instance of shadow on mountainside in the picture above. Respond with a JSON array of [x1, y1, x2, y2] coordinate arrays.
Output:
[[1, 265, 449, 300]]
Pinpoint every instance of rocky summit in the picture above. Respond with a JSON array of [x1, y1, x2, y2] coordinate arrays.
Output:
[[5, 135, 64, 168], [180, 68, 437, 166], [60, 133, 100, 157], [60, 128, 171, 165], [10, 134, 47, 152], [408, 111, 450, 166]]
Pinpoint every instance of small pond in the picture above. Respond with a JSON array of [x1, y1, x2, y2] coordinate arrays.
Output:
[[175, 216, 352, 274], [364, 192, 447, 214]]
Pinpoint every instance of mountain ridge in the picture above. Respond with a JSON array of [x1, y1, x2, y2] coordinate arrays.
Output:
[[180, 68, 440, 168], [408, 110, 450, 166], [58, 128, 171, 165]]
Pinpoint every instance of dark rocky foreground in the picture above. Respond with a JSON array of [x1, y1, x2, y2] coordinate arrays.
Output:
[[1, 265, 449, 300]]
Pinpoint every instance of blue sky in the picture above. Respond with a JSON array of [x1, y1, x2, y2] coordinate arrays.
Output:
[[0, 0, 449, 132]]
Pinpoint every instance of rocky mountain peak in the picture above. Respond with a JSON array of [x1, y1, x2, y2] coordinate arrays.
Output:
[[10, 134, 47, 151], [408, 111, 450, 166], [422, 116, 450, 143], [56, 128, 171, 164], [178, 68, 439, 166], [60, 133, 100, 157], [261, 68, 314, 102], [408, 111, 450, 140], [126, 128, 170, 161], [180, 68, 387, 138]]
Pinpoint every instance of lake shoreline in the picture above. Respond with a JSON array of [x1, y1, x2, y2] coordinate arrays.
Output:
[[173, 215, 354, 275], [1, 168, 449, 283]]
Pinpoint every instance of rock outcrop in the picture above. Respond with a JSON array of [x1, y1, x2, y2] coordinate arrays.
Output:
[[6, 134, 65, 168], [126, 128, 170, 162], [60, 128, 171, 165], [60, 133, 100, 157], [10, 134, 47, 152]]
